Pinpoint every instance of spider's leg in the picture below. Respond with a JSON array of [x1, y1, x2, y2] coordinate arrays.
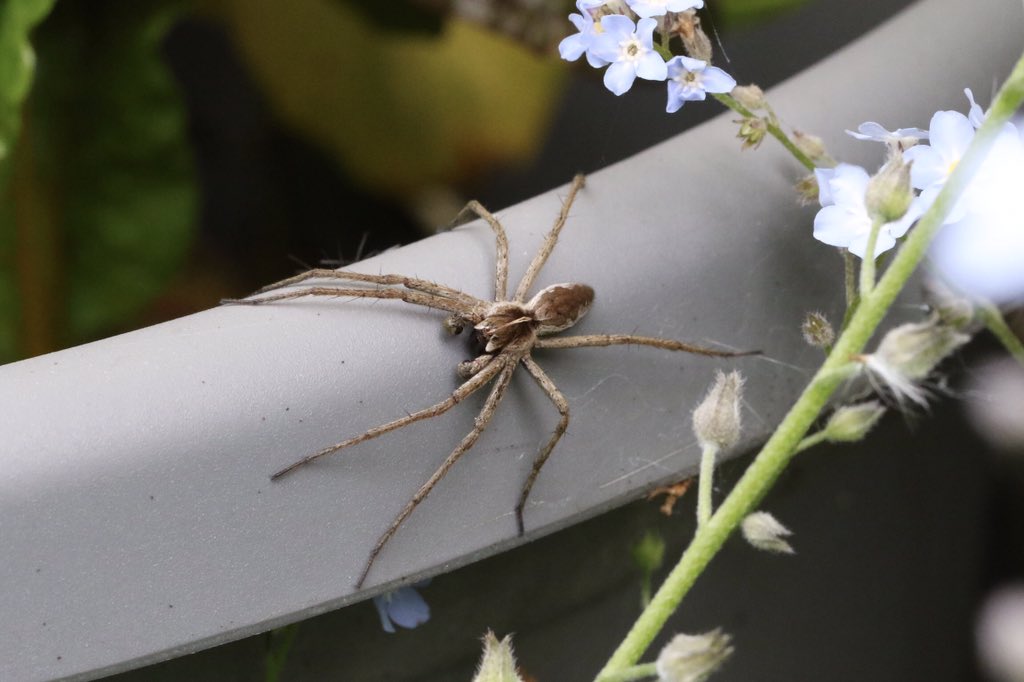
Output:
[[244, 269, 481, 305], [356, 358, 517, 588], [535, 334, 761, 357], [515, 355, 569, 536], [512, 174, 586, 303], [269, 356, 505, 480], [451, 200, 510, 301], [222, 286, 469, 315]]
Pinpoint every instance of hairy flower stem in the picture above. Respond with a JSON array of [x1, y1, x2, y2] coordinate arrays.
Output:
[[858, 218, 885, 295], [841, 250, 860, 331], [595, 50, 1024, 681], [713, 93, 817, 171], [696, 444, 718, 528], [977, 301, 1024, 367], [598, 663, 658, 682]]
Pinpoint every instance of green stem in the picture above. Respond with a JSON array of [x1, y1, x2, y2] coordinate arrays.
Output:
[[696, 444, 718, 528], [841, 250, 860, 331], [977, 301, 1024, 367], [794, 430, 828, 454], [858, 219, 885, 296], [598, 662, 659, 682], [713, 93, 817, 171], [595, 49, 1024, 680], [265, 623, 300, 682]]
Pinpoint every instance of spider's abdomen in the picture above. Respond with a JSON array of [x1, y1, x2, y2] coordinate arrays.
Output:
[[529, 283, 594, 334]]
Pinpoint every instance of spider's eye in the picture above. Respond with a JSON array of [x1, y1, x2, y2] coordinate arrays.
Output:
[[443, 315, 465, 335]]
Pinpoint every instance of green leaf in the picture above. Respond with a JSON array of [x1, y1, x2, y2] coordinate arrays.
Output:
[[0, 0, 197, 360], [0, 0, 55, 164], [0, 0, 57, 359], [712, 0, 812, 27]]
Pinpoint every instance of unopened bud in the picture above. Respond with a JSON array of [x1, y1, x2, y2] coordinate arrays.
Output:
[[860, 318, 970, 408], [873, 317, 970, 382], [736, 117, 767, 150], [731, 84, 765, 110], [865, 157, 914, 224], [793, 130, 828, 164], [801, 311, 835, 348], [741, 511, 795, 554], [472, 632, 524, 682], [632, 530, 666, 575], [822, 401, 886, 442], [656, 629, 734, 682], [795, 174, 820, 206], [692, 370, 744, 451], [923, 277, 975, 330]]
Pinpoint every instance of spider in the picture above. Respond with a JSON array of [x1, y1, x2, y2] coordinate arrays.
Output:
[[224, 174, 755, 588]]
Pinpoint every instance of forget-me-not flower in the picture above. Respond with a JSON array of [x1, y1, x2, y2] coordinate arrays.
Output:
[[664, 56, 735, 113], [626, 0, 704, 18], [558, 2, 610, 68], [589, 15, 667, 95], [813, 163, 924, 258], [373, 581, 431, 633], [846, 122, 929, 146]]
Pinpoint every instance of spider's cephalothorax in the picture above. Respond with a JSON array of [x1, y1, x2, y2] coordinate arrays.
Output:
[[459, 283, 595, 358], [223, 175, 756, 589]]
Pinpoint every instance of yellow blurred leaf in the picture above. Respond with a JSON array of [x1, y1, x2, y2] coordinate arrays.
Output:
[[209, 0, 564, 193]]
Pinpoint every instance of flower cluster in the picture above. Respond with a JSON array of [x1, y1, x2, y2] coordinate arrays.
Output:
[[558, 1, 736, 112], [814, 89, 1024, 302]]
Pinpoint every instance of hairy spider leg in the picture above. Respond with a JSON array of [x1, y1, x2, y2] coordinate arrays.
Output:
[[269, 354, 505, 480], [513, 174, 586, 303], [222, 286, 469, 316], [356, 358, 517, 588], [535, 334, 762, 357], [246, 269, 483, 306], [452, 200, 511, 302], [515, 355, 570, 535]]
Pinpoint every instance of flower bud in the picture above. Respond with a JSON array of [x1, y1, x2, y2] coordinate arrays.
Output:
[[736, 117, 767, 150], [632, 530, 666, 575], [795, 174, 820, 206], [801, 311, 835, 348], [472, 632, 524, 682], [656, 629, 734, 682], [822, 401, 886, 443], [692, 371, 744, 451], [865, 156, 914, 224], [741, 511, 795, 554], [923, 277, 975, 330], [793, 130, 828, 164], [873, 317, 970, 382], [731, 84, 765, 110]]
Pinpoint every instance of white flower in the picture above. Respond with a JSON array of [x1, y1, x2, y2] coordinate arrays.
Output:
[[664, 56, 735, 113], [906, 89, 1024, 302], [812, 163, 924, 259], [846, 122, 928, 151], [589, 15, 667, 95], [626, 0, 704, 19]]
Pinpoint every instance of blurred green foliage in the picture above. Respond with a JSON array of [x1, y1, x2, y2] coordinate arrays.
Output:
[[715, 0, 812, 26], [0, 0, 196, 361], [204, 0, 564, 194]]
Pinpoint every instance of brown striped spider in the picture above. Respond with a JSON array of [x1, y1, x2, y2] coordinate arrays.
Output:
[[225, 174, 755, 588]]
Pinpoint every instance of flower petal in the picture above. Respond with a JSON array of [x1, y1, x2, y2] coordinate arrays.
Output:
[[700, 66, 736, 94], [635, 51, 668, 81], [603, 60, 637, 95]]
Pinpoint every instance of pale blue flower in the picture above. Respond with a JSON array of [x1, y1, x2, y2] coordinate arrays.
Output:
[[664, 56, 735, 113], [373, 581, 430, 634], [813, 163, 924, 258], [559, 3, 609, 68], [964, 87, 985, 129], [846, 122, 929, 145], [626, 0, 703, 18], [589, 15, 667, 95], [904, 110, 976, 191]]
